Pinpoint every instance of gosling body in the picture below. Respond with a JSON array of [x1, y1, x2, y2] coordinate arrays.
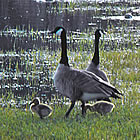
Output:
[[85, 101, 115, 115], [30, 98, 52, 119]]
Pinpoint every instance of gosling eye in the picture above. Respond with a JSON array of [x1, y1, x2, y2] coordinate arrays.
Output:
[[56, 28, 63, 36]]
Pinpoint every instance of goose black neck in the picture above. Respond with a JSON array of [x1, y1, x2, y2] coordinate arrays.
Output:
[[92, 35, 100, 66], [60, 30, 69, 66]]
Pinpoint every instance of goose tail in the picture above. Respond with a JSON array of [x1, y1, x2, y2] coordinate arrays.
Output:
[[111, 92, 122, 99], [99, 85, 123, 99]]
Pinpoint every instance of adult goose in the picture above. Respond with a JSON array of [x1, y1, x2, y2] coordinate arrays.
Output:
[[30, 98, 53, 119], [86, 29, 109, 82], [52, 26, 123, 118], [86, 29, 110, 102]]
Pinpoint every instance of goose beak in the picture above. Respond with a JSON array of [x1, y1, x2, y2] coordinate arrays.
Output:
[[101, 30, 107, 35], [103, 31, 107, 35], [48, 31, 54, 35], [99, 30, 106, 37]]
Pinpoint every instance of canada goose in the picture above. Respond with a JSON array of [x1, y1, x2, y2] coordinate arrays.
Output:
[[86, 29, 109, 82], [30, 97, 52, 119], [85, 101, 115, 115], [86, 29, 111, 102], [52, 26, 123, 118]]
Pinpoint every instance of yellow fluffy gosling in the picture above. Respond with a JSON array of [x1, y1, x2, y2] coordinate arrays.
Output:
[[85, 101, 115, 115], [30, 98, 52, 119]]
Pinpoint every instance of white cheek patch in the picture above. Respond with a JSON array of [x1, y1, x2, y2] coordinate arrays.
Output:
[[56, 28, 63, 36]]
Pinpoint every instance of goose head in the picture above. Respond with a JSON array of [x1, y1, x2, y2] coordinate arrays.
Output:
[[51, 26, 65, 37], [95, 29, 105, 39], [91, 29, 105, 66], [51, 26, 69, 66]]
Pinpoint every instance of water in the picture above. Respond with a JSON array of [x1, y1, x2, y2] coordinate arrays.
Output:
[[0, 0, 139, 50], [0, 0, 139, 108], [0, 0, 139, 31]]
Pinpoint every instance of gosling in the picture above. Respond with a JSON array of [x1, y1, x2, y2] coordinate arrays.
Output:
[[30, 97, 52, 119], [85, 101, 115, 115]]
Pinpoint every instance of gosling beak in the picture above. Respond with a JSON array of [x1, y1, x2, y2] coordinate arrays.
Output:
[[29, 101, 33, 106]]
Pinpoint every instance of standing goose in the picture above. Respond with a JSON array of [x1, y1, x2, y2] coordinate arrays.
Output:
[[86, 29, 109, 82], [30, 97, 52, 119], [86, 29, 111, 102], [52, 26, 123, 118]]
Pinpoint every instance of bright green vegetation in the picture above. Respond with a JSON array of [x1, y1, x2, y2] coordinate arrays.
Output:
[[0, 98, 139, 139], [0, 46, 139, 139]]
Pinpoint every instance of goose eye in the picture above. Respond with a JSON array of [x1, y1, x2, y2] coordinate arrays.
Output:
[[56, 28, 63, 36]]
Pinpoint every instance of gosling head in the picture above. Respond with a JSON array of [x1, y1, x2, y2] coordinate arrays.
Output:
[[30, 97, 40, 106]]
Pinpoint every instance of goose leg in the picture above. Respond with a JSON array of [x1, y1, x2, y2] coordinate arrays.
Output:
[[81, 101, 86, 116], [65, 101, 75, 118]]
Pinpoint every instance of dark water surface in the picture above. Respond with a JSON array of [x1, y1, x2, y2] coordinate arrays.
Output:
[[0, 0, 140, 50], [0, 0, 139, 108]]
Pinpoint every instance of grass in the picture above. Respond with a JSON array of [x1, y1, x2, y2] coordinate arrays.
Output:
[[0, 46, 139, 139], [0, 102, 139, 139]]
